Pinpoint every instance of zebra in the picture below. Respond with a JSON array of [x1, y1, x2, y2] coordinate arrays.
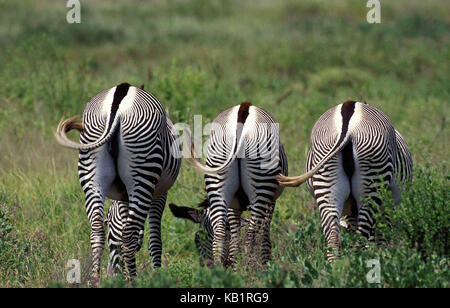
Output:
[[55, 83, 181, 279], [277, 100, 412, 261], [185, 102, 288, 266], [168, 198, 249, 267]]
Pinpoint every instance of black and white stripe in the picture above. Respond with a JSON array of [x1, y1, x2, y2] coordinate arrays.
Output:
[[278, 101, 413, 261], [56, 83, 181, 279], [105, 200, 128, 275], [169, 198, 250, 267], [186, 102, 288, 266]]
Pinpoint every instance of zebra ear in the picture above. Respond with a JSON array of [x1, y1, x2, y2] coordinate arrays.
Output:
[[169, 203, 201, 224]]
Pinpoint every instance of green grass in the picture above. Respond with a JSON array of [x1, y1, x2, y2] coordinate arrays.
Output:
[[0, 0, 448, 287]]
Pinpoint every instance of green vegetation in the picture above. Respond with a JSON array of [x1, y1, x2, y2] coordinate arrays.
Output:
[[0, 0, 448, 287]]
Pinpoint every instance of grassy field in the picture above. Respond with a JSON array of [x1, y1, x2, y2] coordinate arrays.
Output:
[[0, 0, 448, 287]]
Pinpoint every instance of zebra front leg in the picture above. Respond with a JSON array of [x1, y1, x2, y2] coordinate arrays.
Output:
[[106, 213, 121, 277], [212, 222, 228, 266], [121, 198, 150, 279], [107, 241, 122, 277], [148, 193, 167, 268], [227, 207, 242, 268], [121, 217, 143, 279], [106, 201, 127, 277]]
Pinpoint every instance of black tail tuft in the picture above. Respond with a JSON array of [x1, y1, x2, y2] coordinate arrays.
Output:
[[237, 102, 252, 124]]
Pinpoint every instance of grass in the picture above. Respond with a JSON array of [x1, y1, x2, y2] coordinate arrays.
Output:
[[0, 0, 448, 287]]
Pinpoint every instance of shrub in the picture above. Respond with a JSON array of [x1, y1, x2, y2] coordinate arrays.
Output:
[[375, 165, 449, 259]]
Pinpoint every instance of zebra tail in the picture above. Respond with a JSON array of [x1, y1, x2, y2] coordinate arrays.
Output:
[[276, 131, 352, 187], [183, 126, 240, 175], [55, 112, 120, 151]]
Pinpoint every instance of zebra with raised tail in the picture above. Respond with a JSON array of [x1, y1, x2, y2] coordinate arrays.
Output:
[[185, 102, 288, 266], [277, 100, 412, 261], [55, 83, 181, 279]]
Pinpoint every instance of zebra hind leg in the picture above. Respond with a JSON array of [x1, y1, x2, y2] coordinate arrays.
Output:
[[118, 140, 162, 278], [245, 202, 273, 266], [106, 201, 127, 277], [207, 197, 228, 266], [88, 212, 106, 284], [318, 204, 341, 262], [79, 145, 117, 284], [83, 186, 111, 283], [260, 203, 275, 264], [357, 195, 388, 248], [212, 220, 229, 266], [121, 200, 149, 279], [227, 207, 242, 269]]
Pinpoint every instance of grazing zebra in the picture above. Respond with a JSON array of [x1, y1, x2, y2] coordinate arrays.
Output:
[[55, 83, 181, 279], [169, 199, 249, 267], [185, 102, 288, 266], [277, 100, 412, 261]]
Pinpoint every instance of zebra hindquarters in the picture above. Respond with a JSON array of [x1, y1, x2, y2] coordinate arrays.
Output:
[[78, 144, 118, 282]]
